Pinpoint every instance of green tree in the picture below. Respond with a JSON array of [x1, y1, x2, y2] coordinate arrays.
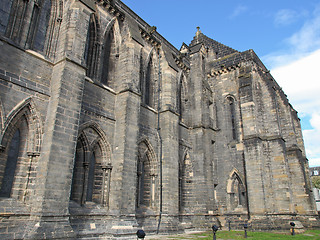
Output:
[[311, 176, 320, 189]]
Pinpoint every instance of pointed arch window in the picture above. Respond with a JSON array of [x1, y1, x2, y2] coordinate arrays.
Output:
[[136, 155, 154, 208], [209, 100, 218, 129], [178, 152, 193, 213], [0, 99, 42, 201], [101, 26, 119, 88], [143, 57, 155, 108], [84, 14, 98, 79], [178, 75, 188, 123], [0, 0, 14, 34], [227, 97, 237, 140], [70, 126, 112, 207], [0, 115, 30, 200], [26, 0, 52, 53], [4, 0, 28, 43], [227, 171, 246, 210], [0, 129, 20, 197], [2, 0, 61, 57], [136, 141, 157, 210]]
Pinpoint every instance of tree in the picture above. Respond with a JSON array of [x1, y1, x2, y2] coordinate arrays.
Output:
[[311, 176, 320, 189]]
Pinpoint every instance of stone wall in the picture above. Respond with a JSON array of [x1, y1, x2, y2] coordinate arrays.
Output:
[[0, 0, 318, 239]]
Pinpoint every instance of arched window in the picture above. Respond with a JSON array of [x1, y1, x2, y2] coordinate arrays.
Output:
[[0, 129, 21, 197], [101, 26, 118, 88], [136, 156, 146, 207], [84, 14, 98, 79], [0, 99, 42, 201], [70, 139, 86, 203], [136, 141, 157, 210], [209, 101, 218, 129], [0, 116, 29, 199], [227, 171, 246, 211], [178, 152, 193, 213], [136, 154, 153, 208], [26, 0, 52, 53], [145, 58, 152, 106], [70, 125, 112, 207], [0, 0, 14, 34], [4, 0, 28, 43], [227, 97, 237, 140], [143, 57, 155, 108], [178, 74, 188, 123], [2, 0, 61, 57]]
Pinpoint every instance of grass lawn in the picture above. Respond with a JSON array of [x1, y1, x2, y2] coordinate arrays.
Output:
[[163, 230, 320, 240]]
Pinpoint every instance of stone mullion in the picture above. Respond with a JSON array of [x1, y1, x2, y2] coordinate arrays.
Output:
[[105, 163, 112, 208], [101, 165, 107, 206]]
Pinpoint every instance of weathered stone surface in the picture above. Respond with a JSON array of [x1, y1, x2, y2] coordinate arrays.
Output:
[[0, 0, 318, 239]]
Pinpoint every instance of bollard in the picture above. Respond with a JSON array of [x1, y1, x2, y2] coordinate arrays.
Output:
[[228, 219, 231, 231], [212, 225, 219, 240], [136, 229, 146, 239], [244, 223, 248, 239], [290, 222, 295, 236]]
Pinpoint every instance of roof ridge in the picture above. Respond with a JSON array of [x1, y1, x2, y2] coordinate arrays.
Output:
[[190, 32, 238, 58]]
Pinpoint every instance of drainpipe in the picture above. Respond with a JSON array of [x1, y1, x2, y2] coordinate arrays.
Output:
[[156, 47, 163, 234]]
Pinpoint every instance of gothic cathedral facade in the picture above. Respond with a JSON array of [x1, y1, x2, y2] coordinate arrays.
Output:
[[0, 0, 318, 239]]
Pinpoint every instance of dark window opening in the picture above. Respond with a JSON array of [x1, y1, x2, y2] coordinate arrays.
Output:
[[30, 0, 51, 52], [228, 97, 237, 140], [0, 129, 20, 197], [0, 0, 14, 34], [5, 0, 28, 42], [144, 58, 153, 107], [86, 152, 95, 201], [84, 14, 98, 79]]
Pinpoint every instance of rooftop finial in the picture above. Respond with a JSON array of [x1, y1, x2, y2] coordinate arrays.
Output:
[[196, 26, 201, 36]]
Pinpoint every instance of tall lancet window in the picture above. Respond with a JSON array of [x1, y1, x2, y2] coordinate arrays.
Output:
[[143, 58, 154, 108], [84, 14, 98, 79], [101, 26, 118, 88], [0, 129, 20, 197], [136, 141, 157, 210], [26, 0, 52, 52], [178, 75, 188, 123], [5, 0, 28, 42], [227, 97, 237, 140]]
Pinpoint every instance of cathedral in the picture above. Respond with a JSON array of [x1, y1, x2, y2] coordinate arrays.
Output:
[[0, 0, 318, 239]]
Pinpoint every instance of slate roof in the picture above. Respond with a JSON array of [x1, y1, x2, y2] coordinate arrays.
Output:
[[190, 32, 238, 58]]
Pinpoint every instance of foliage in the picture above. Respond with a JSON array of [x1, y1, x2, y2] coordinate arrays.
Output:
[[312, 176, 320, 189]]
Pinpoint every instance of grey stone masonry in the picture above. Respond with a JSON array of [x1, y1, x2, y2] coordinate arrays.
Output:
[[0, 0, 318, 239]]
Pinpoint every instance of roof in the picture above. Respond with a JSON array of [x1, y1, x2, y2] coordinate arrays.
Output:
[[189, 31, 238, 58]]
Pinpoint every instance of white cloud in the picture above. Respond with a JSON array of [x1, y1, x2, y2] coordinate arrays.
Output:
[[271, 50, 320, 167], [269, 5, 320, 167], [274, 9, 297, 26], [303, 114, 320, 167], [271, 49, 320, 107], [260, 4, 320, 166], [288, 14, 320, 53], [264, 5, 320, 69], [309, 158, 320, 168], [229, 5, 248, 19]]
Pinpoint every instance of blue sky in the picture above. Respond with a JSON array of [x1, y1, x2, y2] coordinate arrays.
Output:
[[123, 0, 320, 167]]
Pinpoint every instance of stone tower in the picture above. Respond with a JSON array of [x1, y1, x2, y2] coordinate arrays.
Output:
[[0, 0, 318, 239]]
